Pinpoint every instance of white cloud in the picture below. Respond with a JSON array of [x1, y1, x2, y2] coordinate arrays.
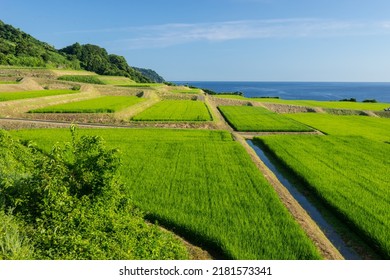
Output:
[[69, 18, 390, 50]]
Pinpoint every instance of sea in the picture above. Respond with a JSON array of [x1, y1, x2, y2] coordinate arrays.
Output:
[[173, 81, 390, 103]]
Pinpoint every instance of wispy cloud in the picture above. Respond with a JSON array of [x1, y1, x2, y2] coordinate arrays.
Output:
[[65, 18, 390, 50]]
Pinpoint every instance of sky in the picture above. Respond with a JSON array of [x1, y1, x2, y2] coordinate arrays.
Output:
[[1, 0, 390, 81]]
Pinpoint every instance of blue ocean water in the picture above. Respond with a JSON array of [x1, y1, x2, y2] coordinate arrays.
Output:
[[174, 81, 390, 103]]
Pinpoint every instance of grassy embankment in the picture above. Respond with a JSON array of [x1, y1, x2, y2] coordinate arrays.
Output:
[[28, 96, 145, 114], [218, 105, 313, 132], [12, 128, 322, 260], [132, 100, 213, 122], [170, 88, 203, 94]]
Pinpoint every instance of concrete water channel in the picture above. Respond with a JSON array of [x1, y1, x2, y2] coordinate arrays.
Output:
[[247, 140, 362, 260]]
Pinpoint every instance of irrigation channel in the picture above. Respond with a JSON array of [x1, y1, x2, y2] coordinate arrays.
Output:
[[247, 140, 362, 260]]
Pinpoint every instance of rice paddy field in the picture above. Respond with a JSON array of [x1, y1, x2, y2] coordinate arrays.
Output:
[[0, 89, 78, 102], [286, 113, 390, 142], [218, 105, 313, 132], [29, 96, 145, 113], [11, 128, 322, 260], [217, 95, 390, 111], [133, 100, 212, 121], [254, 135, 390, 258]]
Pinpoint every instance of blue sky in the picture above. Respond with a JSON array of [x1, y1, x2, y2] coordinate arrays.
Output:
[[2, 0, 390, 81]]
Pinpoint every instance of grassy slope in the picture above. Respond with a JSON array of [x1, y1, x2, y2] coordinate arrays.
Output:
[[11, 128, 321, 260], [286, 113, 390, 142], [29, 96, 144, 113], [255, 135, 390, 258], [0, 89, 78, 102], [133, 100, 212, 121], [218, 105, 313, 132]]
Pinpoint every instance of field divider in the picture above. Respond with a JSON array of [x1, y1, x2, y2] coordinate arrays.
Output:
[[114, 90, 161, 121], [232, 131, 344, 260]]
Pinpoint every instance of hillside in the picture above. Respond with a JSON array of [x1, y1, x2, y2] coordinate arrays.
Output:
[[134, 67, 165, 83], [0, 20, 79, 69], [0, 20, 163, 83]]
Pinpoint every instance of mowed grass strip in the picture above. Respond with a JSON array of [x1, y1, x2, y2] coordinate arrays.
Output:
[[133, 100, 212, 121], [218, 105, 313, 132], [12, 128, 322, 260], [255, 135, 390, 258], [286, 113, 390, 142], [29, 96, 144, 113], [0, 89, 78, 102], [170, 88, 203, 94]]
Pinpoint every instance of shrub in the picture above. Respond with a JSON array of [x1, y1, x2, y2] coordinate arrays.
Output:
[[0, 128, 188, 260]]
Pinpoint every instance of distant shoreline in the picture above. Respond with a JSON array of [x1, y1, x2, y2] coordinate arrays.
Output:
[[173, 81, 390, 103]]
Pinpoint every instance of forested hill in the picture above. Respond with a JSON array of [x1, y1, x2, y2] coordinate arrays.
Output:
[[0, 19, 79, 69], [133, 67, 165, 83], [60, 43, 151, 83], [0, 20, 163, 83]]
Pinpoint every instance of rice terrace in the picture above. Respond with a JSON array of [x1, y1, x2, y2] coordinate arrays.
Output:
[[1, 66, 389, 261], [0, 19, 390, 261]]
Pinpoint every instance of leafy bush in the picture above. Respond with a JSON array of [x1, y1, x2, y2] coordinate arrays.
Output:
[[0, 210, 33, 260], [0, 128, 188, 260]]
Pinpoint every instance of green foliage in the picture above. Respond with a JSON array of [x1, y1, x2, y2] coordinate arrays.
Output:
[[255, 135, 390, 258], [0, 20, 80, 69], [60, 43, 151, 83], [0, 20, 164, 81], [12, 128, 322, 259], [363, 99, 377, 103], [286, 114, 390, 142], [133, 67, 165, 83], [58, 75, 104, 84], [0, 210, 33, 260], [0, 128, 188, 260], [0, 89, 78, 102], [30, 96, 145, 113], [218, 105, 313, 132], [339, 98, 356, 102], [133, 100, 212, 121]]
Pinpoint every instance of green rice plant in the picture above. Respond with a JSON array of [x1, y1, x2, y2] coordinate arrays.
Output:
[[254, 135, 390, 258], [217, 95, 390, 111], [132, 100, 212, 121], [1, 129, 187, 260], [57, 75, 104, 84], [0, 89, 79, 102], [29, 96, 145, 113], [12, 128, 322, 260], [218, 105, 313, 132], [286, 113, 390, 142]]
